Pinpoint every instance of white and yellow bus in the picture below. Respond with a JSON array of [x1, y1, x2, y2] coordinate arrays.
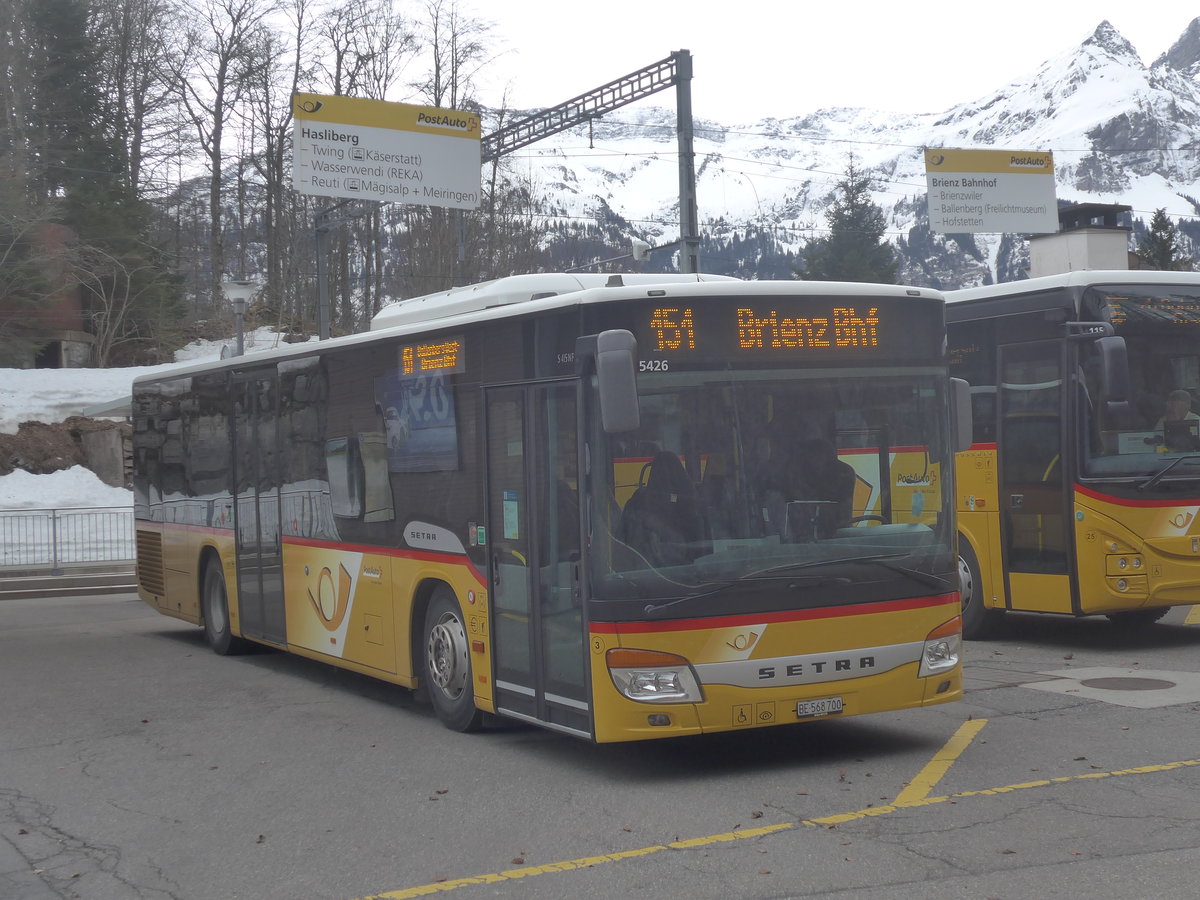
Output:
[[949, 270, 1200, 637], [134, 274, 967, 742]]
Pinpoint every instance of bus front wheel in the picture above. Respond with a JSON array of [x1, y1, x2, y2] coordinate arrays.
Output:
[[423, 586, 484, 732], [959, 540, 1001, 640], [202, 558, 248, 656]]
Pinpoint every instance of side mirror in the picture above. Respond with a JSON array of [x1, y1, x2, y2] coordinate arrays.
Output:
[[950, 377, 973, 453], [577, 330, 640, 433], [1095, 335, 1130, 405]]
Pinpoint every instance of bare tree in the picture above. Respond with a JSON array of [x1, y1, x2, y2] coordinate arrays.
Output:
[[355, 0, 418, 100], [246, 0, 321, 329], [313, 0, 418, 330], [410, 0, 493, 110], [89, 0, 184, 198], [167, 0, 276, 315], [69, 239, 176, 365], [400, 0, 496, 293], [316, 0, 360, 96]]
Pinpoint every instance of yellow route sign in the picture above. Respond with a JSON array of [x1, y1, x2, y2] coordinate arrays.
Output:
[[925, 148, 1057, 234], [292, 92, 481, 209]]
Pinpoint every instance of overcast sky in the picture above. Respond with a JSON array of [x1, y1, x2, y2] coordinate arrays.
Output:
[[478, 3, 1197, 123]]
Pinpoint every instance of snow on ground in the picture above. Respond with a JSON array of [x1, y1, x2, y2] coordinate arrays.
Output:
[[0, 467, 134, 509], [0, 328, 303, 509], [0, 328, 301, 434]]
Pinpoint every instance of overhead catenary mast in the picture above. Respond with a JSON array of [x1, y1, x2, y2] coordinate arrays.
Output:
[[481, 50, 701, 273]]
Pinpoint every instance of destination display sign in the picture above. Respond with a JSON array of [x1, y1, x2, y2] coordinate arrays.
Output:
[[649, 306, 881, 352], [400, 335, 465, 375], [621, 296, 944, 368], [925, 148, 1058, 234], [1105, 289, 1200, 329], [292, 93, 481, 209]]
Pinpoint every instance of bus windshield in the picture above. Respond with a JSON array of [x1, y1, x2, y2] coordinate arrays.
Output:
[[585, 367, 955, 611], [1082, 284, 1200, 480]]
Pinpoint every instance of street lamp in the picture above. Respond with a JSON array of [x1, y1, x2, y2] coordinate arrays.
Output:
[[222, 279, 260, 357]]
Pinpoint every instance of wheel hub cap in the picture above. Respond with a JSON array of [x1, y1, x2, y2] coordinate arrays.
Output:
[[428, 615, 468, 697]]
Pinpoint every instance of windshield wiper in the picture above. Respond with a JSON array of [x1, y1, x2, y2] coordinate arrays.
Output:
[[746, 555, 952, 592], [1137, 454, 1200, 492], [862, 558, 955, 592], [642, 555, 951, 617], [642, 575, 847, 617]]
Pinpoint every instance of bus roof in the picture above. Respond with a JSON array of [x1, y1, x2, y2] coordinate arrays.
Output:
[[369, 272, 739, 330], [370, 272, 948, 331], [133, 276, 945, 387], [947, 269, 1200, 305]]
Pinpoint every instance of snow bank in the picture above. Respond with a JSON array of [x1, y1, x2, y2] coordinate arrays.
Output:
[[0, 466, 132, 510]]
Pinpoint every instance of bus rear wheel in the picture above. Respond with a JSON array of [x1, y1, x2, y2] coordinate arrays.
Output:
[[959, 539, 1001, 640], [423, 586, 484, 732], [202, 558, 248, 655]]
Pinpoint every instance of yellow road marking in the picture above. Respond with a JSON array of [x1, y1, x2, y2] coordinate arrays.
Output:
[[893, 717, 988, 805], [806, 756, 1200, 826], [352, 749, 1200, 900], [1185, 605, 1200, 625], [359, 824, 792, 898]]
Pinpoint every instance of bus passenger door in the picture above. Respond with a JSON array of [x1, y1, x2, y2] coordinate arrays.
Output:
[[232, 370, 286, 643], [485, 384, 589, 738], [998, 342, 1073, 614]]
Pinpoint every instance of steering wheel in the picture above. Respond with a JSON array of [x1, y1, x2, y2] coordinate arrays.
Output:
[[848, 514, 889, 525]]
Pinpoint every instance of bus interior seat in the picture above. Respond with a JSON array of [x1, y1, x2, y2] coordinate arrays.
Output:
[[696, 453, 738, 539], [616, 451, 702, 566], [817, 454, 857, 537]]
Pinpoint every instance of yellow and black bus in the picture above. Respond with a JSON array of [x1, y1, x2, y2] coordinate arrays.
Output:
[[948, 269, 1200, 638], [134, 274, 967, 742]]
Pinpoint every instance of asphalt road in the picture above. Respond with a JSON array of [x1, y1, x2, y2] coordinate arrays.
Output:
[[2, 593, 1199, 900]]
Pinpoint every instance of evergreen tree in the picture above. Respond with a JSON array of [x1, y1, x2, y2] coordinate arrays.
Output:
[[797, 159, 897, 283], [0, 211, 52, 364], [1, 0, 182, 365], [25, 0, 120, 199], [1138, 208, 1190, 271]]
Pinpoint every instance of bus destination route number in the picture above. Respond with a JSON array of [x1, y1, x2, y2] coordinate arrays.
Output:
[[400, 335, 465, 375], [648, 306, 881, 356]]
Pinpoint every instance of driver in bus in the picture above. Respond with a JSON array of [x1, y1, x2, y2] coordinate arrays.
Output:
[[1155, 389, 1200, 451], [757, 424, 855, 540]]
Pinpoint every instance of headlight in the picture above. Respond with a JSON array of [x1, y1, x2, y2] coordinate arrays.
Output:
[[919, 617, 962, 676], [606, 648, 703, 703]]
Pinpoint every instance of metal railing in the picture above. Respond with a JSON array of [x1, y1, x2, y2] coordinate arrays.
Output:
[[0, 506, 134, 573]]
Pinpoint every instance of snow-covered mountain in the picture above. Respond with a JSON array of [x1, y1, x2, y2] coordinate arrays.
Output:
[[500, 18, 1200, 287]]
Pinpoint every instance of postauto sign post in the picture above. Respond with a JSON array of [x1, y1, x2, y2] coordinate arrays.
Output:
[[292, 93, 483, 339], [292, 92, 481, 209], [924, 148, 1058, 235]]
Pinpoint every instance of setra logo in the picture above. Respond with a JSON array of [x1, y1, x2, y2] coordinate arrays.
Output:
[[307, 563, 352, 631]]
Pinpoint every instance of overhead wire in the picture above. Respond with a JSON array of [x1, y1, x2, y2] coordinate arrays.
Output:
[[27, 111, 1199, 241], [497, 116, 1200, 231]]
